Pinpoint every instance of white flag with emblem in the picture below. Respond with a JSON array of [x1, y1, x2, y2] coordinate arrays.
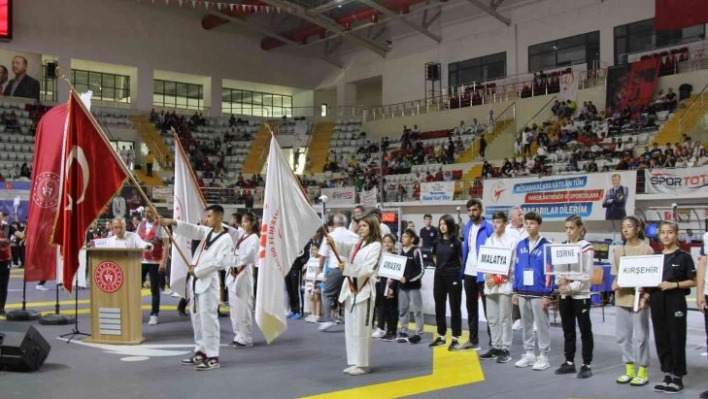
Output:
[[170, 135, 206, 297], [256, 134, 321, 343]]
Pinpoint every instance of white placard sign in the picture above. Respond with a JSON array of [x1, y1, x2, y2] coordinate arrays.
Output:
[[550, 244, 581, 265], [93, 238, 111, 248], [476, 246, 513, 275], [304, 259, 319, 281], [617, 254, 664, 288], [378, 253, 407, 280]]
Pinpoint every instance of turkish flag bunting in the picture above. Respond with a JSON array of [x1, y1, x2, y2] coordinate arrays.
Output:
[[655, 0, 708, 31], [51, 91, 129, 293], [24, 104, 68, 282]]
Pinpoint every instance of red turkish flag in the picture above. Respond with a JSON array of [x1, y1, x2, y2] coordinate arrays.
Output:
[[51, 91, 129, 293], [24, 104, 68, 282]]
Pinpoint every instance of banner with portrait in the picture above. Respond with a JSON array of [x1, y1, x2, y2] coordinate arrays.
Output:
[[482, 171, 636, 221]]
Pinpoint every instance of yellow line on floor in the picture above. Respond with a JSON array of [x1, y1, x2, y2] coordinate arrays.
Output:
[[298, 330, 484, 399]]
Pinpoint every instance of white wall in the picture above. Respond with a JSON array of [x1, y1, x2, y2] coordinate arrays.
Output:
[[331, 0, 670, 105], [6, 0, 339, 113]]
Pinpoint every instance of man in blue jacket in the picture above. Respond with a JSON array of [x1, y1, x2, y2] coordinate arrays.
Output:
[[512, 211, 553, 371], [460, 198, 493, 350]]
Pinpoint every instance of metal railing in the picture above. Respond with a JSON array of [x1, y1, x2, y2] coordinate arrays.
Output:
[[362, 68, 606, 123], [678, 83, 708, 137]]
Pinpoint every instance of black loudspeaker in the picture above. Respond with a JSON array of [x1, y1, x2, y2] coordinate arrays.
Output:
[[47, 62, 57, 78], [0, 325, 51, 372], [426, 64, 440, 81]]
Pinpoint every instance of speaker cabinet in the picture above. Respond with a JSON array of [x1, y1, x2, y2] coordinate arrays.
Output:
[[426, 64, 440, 81], [0, 325, 51, 371], [47, 62, 57, 78]]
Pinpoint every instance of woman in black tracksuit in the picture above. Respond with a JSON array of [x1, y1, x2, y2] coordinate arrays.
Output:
[[429, 214, 463, 351], [648, 220, 696, 394]]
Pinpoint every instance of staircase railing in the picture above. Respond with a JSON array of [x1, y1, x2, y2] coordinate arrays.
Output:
[[518, 95, 558, 138], [133, 118, 170, 170], [678, 83, 708, 137]]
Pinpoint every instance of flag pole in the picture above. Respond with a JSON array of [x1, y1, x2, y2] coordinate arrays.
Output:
[[66, 89, 192, 268], [262, 122, 343, 264]]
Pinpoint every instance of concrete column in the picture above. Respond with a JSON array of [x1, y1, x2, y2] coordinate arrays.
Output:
[[136, 64, 154, 112], [210, 77, 222, 117]]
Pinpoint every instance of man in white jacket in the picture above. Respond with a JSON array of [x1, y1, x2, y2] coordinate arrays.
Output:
[[161, 205, 235, 371]]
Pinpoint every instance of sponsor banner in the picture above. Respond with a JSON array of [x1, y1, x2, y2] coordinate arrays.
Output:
[[420, 181, 455, 202], [483, 171, 636, 221], [360, 187, 377, 206], [321, 187, 356, 205], [151, 186, 173, 201], [645, 165, 708, 194]]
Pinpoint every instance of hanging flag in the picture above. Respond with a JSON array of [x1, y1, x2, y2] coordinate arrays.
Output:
[[655, 0, 708, 31], [24, 104, 68, 282], [256, 134, 321, 343], [170, 133, 206, 297], [51, 91, 129, 293]]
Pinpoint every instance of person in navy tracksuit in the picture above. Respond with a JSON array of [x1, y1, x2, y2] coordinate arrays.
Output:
[[461, 198, 493, 350], [512, 211, 553, 371]]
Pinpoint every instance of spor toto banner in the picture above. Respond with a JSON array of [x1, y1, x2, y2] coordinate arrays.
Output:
[[321, 187, 356, 205], [421, 181, 455, 202], [482, 171, 636, 221], [645, 166, 708, 195]]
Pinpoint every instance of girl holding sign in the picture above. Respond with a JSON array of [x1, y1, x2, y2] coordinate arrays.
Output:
[[338, 213, 382, 376], [611, 216, 654, 386], [397, 229, 425, 344], [429, 215, 464, 351], [555, 215, 595, 379], [373, 234, 400, 341], [647, 221, 696, 394], [480, 211, 516, 364]]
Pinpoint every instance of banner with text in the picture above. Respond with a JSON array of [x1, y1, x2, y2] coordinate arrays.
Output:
[[321, 187, 356, 205], [483, 171, 636, 221], [645, 166, 708, 195], [420, 181, 455, 202]]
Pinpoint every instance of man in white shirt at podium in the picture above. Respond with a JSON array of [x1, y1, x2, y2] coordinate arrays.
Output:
[[98, 217, 154, 252]]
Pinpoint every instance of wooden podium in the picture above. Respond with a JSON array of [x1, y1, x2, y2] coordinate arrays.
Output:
[[85, 248, 145, 345]]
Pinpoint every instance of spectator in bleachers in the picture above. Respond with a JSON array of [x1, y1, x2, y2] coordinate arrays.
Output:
[[0, 65, 8, 94], [650, 143, 663, 159], [3, 56, 40, 100], [20, 163, 30, 179], [479, 134, 487, 159]]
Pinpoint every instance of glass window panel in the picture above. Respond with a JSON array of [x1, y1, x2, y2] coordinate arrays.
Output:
[[165, 81, 176, 95], [153, 94, 163, 106], [187, 98, 200, 109], [176, 96, 187, 107], [449, 62, 458, 72], [615, 25, 627, 36], [176, 83, 188, 97], [629, 18, 654, 33], [88, 72, 101, 87], [75, 71, 89, 86], [263, 94, 273, 106], [101, 74, 115, 90], [154, 80, 164, 93], [102, 87, 115, 100], [241, 103, 252, 115], [271, 95, 282, 108], [283, 96, 292, 107], [683, 24, 705, 40], [252, 93, 262, 105], [557, 34, 586, 49], [222, 91, 232, 102], [557, 46, 586, 65]]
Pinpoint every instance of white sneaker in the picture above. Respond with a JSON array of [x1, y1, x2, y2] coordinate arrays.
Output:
[[512, 319, 522, 331], [347, 366, 370, 376], [171, 292, 182, 298], [35, 285, 49, 292], [319, 321, 336, 332], [515, 353, 536, 368], [162, 288, 174, 296], [532, 354, 550, 371], [371, 328, 386, 338], [148, 315, 158, 325]]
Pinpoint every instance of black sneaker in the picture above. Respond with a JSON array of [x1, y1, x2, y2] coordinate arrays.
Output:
[[396, 332, 410, 343], [181, 352, 205, 365], [447, 338, 461, 351], [496, 350, 511, 363], [555, 361, 577, 375], [699, 388, 708, 399], [577, 364, 592, 379], [408, 334, 422, 344], [195, 357, 220, 371], [480, 348, 500, 360], [382, 332, 397, 342], [653, 374, 672, 392], [428, 336, 446, 348], [664, 378, 684, 394]]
